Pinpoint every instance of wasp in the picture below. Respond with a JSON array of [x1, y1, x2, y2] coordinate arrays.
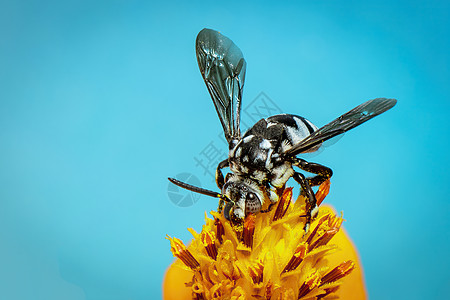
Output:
[[169, 28, 396, 230]]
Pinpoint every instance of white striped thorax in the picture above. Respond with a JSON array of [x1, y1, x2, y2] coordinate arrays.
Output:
[[229, 114, 319, 188]]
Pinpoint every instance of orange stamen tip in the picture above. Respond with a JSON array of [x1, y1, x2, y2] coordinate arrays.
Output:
[[243, 213, 256, 248], [315, 179, 331, 206], [166, 235, 186, 255], [282, 243, 308, 274], [309, 227, 339, 250], [305, 213, 331, 245], [282, 187, 294, 200], [201, 230, 215, 246], [166, 235, 200, 270], [248, 262, 264, 284], [320, 260, 355, 286], [294, 243, 308, 258], [331, 214, 344, 228], [201, 231, 218, 260], [273, 187, 293, 221], [298, 272, 321, 298], [214, 217, 224, 244]]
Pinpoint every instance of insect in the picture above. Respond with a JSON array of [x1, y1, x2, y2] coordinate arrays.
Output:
[[169, 28, 396, 230]]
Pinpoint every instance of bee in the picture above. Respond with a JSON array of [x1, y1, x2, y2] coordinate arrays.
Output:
[[169, 28, 396, 230]]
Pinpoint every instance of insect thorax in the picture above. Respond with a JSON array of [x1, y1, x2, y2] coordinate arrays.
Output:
[[228, 114, 318, 187]]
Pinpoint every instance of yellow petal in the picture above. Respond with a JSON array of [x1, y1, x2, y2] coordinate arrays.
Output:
[[162, 261, 193, 300], [321, 205, 367, 299]]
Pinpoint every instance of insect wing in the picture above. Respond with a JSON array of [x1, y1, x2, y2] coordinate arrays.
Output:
[[283, 98, 397, 156], [196, 28, 246, 142]]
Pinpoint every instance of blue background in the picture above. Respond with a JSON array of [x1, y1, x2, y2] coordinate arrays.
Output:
[[1, 0, 449, 299]]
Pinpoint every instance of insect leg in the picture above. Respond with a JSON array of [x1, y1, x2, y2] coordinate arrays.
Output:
[[215, 159, 229, 212], [293, 172, 317, 232], [292, 157, 333, 187], [215, 159, 229, 189]]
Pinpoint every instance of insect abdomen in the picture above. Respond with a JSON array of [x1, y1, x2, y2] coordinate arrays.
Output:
[[266, 114, 318, 152]]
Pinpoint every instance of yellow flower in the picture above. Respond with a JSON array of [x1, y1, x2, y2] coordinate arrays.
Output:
[[164, 181, 367, 299]]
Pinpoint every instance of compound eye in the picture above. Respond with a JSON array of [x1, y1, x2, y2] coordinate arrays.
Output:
[[245, 192, 261, 214], [246, 192, 256, 201]]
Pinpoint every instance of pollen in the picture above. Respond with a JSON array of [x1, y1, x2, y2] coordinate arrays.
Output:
[[167, 182, 359, 299]]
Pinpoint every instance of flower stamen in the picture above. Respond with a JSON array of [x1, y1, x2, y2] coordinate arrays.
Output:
[[281, 242, 308, 274], [309, 227, 339, 251], [248, 261, 264, 284], [273, 187, 293, 221], [214, 217, 224, 244], [297, 271, 321, 298], [242, 213, 256, 249], [166, 235, 200, 270], [320, 261, 355, 286], [305, 214, 331, 245], [315, 179, 331, 206], [201, 231, 218, 260]]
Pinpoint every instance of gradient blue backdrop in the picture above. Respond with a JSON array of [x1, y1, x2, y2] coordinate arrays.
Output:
[[1, 0, 449, 299]]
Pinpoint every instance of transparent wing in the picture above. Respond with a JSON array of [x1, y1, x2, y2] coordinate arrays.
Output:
[[300, 133, 344, 159], [196, 28, 246, 142], [283, 98, 397, 156]]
